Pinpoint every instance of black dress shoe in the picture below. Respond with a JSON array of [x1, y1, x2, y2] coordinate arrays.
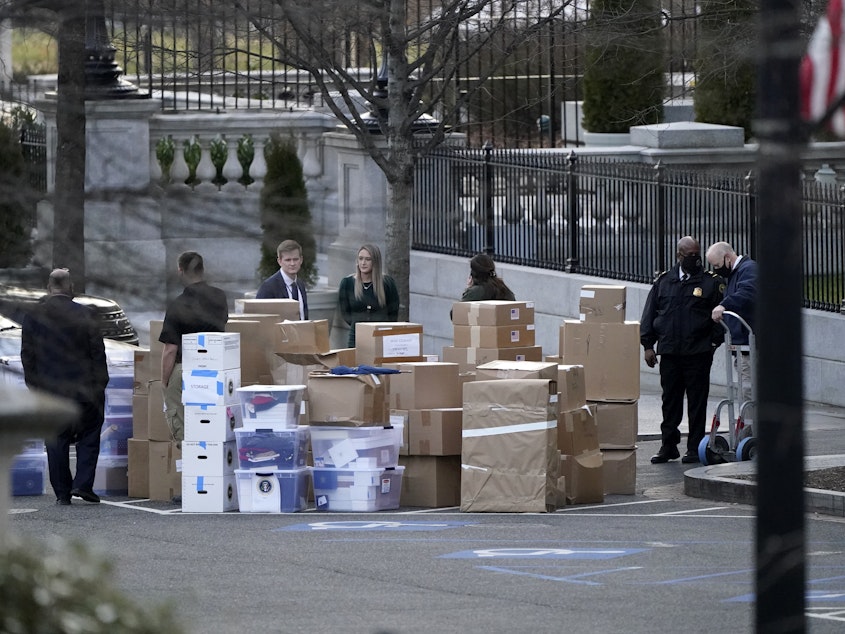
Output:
[[681, 450, 700, 464], [650, 445, 680, 464], [71, 488, 100, 504], [56, 498, 71, 506]]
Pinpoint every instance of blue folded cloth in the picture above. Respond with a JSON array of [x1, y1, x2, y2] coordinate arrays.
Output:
[[330, 365, 400, 375]]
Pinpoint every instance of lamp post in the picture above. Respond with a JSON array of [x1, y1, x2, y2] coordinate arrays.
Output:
[[83, 0, 142, 100]]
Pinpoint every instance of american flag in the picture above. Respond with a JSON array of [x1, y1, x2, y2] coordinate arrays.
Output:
[[801, 0, 845, 135]]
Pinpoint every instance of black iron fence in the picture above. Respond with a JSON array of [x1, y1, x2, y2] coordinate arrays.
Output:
[[412, 146, 845, 312]]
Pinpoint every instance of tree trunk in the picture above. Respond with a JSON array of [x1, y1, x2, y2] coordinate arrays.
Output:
[[53, 4, 87, 289], [384, 160, 414, 322]]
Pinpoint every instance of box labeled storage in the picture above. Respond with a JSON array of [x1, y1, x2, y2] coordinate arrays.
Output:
[[148, 440, 181, 502], [310, 425, 401, 468], [558, 364, 587, 412], [234, 426, 310, 471], [451, 300, 535, 326], [182, 440, 237, 476], [475, 360, 557, 381], [237, 298, 301, 320], [182, 474, 238, 512], [275, 320, 331, 355], [128, 438, 149, 498], [559, 321, 640, 401], [398, 408, 462, 456], [561, 450, 604, 505], [236, 384, 305, 428], [453, 324, 535, 348], [11, 452, 47, 495], [182, 368, 241, 407], [94, 455, 128, 496], [442, 345, 543, 372], [386, 362, 462, 410], [579, 285, 627, 323], [182, 332, 241, 370], [184, 403, 242, 442], [235, 468, 311, 512], [602, 449, 637, 495], [307, 373, 387, 426], [355, 322, 424, 366], [558, 405, 599, 456], [312, 466, 404, 512], [399, 455, 461, 507], [592, 400, 638, 449]]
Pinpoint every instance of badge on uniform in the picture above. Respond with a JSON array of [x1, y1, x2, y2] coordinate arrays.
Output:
[[693, 287, 703, 297]]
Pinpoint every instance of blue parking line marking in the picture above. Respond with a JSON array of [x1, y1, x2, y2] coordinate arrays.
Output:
[[478, 565, 642, 585]]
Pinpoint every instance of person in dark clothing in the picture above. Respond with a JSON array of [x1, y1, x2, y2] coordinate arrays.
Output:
[[338, 244, 400, 347], [159, 251, 229, 441], [641, 236, 725, 464], [460, 253, 515, 302], [256, 239, 308, 319], [21, 269, 109, 505]]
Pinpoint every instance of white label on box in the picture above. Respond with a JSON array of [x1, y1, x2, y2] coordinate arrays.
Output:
[[389, 414, 405, 426], [508, 308, 520, 320], [510, 330, 520, 343], [580, 290, 596, 299], [381, 333, 421, 358], [328, 439, 358, 468], [381, 477, 391, 494], [516, 354, 526, 361]]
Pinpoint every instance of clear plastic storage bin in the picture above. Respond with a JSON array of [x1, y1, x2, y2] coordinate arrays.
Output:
[[236, 384, 305, 428], [312, 466, 404, 512], [235, 468, 311, 512], [309, 425, 402, 469], [234, 426, 310, 470]]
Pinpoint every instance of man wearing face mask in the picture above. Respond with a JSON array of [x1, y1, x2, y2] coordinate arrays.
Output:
[[641, 236, 725, 464], [706, 241, 757, 422]]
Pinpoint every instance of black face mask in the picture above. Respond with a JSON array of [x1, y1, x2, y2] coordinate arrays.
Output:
[[713, 257, 731, 278], [682, 254, 702, 274]]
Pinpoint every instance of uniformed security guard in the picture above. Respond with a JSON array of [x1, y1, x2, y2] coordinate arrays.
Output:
[[641, 236, 725, 464]]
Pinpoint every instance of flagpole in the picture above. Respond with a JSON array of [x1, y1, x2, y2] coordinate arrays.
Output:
[[755, 0, 806, 630]]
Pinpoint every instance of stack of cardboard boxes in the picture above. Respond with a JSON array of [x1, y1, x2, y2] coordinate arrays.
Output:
[[559, 285, 640, 496]]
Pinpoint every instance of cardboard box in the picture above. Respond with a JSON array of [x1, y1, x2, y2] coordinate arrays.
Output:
[[148, 440, 181, 501], [386, 362, 462, 410], [602, 449, 637, 495], [388, 410, 411, 455], [182, 332, 240, 370], [224, 320, 266, 384], [127, 438, 149, 498], [579, 285, 627, 323], [182, 474, 239, 512], [442, 345, 543, 372], [181, 368, 241, 406], [561, 449, 604, 505], [237, 298, 300, 320], [392, 408, 463, 456], [453, 324, 535, 348], [399, 455, 461, 507], [184, 403, 241, 442], [451, 300, 535, 326], [461, 379, 558, 512], [559, 321, 640, 401], [475, 360, 558, 381], [147, 380, 171, 441], [276, 320, 331, 355], [307, 372, 387, 425], [591, 400, 639, 449], [355, 322, 424, 366], [149, 319, 164, 361], [275, 348, 357, 386], [182, 440, 237, 477], [558, 405, 599, 456], [132, 394, 149, 440], [558, 364, 587, 412], [133, 348, 153, 394]]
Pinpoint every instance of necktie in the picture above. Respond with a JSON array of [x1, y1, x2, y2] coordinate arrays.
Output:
[[682, 274, 689, 282], [290, 282, 299, 300]]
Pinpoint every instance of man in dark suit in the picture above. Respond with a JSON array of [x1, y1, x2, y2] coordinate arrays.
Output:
[[21, 269, 109, 505], [256, 239, 308, 319]]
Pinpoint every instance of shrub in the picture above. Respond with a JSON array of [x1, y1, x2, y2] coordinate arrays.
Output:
[[258, 134, 317, 286], [581, 0, 665, 133]]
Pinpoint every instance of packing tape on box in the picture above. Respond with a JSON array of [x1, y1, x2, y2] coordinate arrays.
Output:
[[462, 419, 556, 438]]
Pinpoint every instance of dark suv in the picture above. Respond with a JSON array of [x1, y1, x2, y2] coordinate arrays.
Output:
[[0, 284, 139, 346]]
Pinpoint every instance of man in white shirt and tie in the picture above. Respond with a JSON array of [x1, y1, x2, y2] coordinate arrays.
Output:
[[256, 239, 309, 319]]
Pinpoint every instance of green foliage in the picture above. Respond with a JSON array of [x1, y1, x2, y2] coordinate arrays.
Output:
[[694, 0, 756, 140], [0, 534, 183, 634], [155, 136, 176, 184], [0, 120, 34, 267], [182, 136, 202, 187], [210, 135, 228, 187], [258, 134, 317, 286], [582, 0, 665, 133], [237, 135, 255, 187]]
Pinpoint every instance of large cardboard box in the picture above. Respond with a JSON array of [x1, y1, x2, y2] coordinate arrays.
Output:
[[558, 405, 599, 456], [592, 400, 638, 449], [132, 394, 149, 440], [602, 449, 637, 495], [307, 372, 387, 425], [127, 438, 149, 498], [182, 332, 240, 370], [390, 408, 462, 456], [133, 348, 153, 395], [442, 345, 543, 372], [386, 362, 462, 410], [147, 380, 171, 441], [579, 285, 627, 323], [355, 322, 424, 366], [276, 348, 357, 387], [224, 320, 266, 384], [451, 300, 535, 326], [558, 364, 586, 412], [461, 379, 558, 512], [559, 321, 640, 401], [475, 360, 558, 381], [453, 324, 535, 349], [237, 298, 300, 320], [399, 455, 461, 507], [148, 440, 181, 501], [276, 320, 331, 355], [149, 319, 164, 363], [561, 449, 604, 505]]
